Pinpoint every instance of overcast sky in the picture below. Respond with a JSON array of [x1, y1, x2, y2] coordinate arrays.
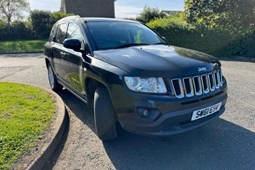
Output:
[[28, 0, 184, 18]]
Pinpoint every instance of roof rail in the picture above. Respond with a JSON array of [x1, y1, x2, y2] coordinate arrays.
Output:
[[63, 15, 80, 19], [58, 15, 80, 22]]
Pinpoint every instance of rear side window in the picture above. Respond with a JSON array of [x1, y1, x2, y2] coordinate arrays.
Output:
[[66, 22, 83, 41], [55, 23, 68, 44], [49, 24, 57, 42]]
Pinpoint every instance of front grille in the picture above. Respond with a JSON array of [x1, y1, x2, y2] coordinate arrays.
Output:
[[171, 70, 223, 98]]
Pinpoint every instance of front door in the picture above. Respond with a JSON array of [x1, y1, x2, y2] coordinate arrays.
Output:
[[61, 22, 85, 94]]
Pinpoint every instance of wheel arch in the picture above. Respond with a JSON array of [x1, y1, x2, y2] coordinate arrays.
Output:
[[45, 58, 50, 67], [85, 77, 106, 108]]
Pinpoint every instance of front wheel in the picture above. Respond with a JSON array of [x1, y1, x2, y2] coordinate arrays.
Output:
[[94, 87, 117, 141], [47, 64, 62, 91]]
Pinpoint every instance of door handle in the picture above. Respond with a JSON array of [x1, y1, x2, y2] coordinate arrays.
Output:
[[60, 52, 66, 57]]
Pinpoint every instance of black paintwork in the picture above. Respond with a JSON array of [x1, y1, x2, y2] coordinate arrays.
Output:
[[44, 17, 228, 136], [94, 45, 219, 77]]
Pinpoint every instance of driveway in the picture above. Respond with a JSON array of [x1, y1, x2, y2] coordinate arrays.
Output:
[[0, 54, 254, 170]]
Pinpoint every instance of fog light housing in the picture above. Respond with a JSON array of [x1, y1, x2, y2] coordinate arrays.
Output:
[[137, 108, 149, 118], [136, 107, 160, 120]]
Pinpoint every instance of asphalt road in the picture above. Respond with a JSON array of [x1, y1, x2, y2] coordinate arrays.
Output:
[[0, 54, 255, 170]]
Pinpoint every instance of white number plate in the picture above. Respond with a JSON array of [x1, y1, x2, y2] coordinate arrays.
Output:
[[191, 102, 222, 121]]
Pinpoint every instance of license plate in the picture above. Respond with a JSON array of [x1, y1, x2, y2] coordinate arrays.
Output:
[[191, 102, 222, 121]]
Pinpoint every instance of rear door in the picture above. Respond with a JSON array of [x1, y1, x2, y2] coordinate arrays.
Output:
[[52, 23, 68, 82]]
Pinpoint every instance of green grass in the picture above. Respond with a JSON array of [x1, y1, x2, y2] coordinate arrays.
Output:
[[0, 82, 55, 170], [0, 40, 46, 53]]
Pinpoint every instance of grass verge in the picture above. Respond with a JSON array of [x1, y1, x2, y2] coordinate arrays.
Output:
[[0, 40, 46, 53], [0, 82, 55, 170]]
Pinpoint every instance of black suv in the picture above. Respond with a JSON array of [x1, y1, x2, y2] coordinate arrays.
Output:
[[45, 16, 228, 141]]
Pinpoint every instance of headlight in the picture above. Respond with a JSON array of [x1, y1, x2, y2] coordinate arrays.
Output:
[[124, 77, 167, 94]]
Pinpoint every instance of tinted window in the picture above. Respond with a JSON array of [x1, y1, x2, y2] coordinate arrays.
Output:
[[87, 21, 166, 50], [49, 24, 57, 42], [66, 23, 83, 41], [55, 23, 68, 44]]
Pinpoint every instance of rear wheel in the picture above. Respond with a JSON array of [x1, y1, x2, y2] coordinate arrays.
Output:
[[94, 87, 117, 141], [47, 64, 62, 91]]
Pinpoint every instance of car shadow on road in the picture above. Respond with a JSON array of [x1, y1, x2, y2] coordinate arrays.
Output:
[[104, 119, 255, 170], [57, 89, 255, 170], [57, 89, 96, 132]]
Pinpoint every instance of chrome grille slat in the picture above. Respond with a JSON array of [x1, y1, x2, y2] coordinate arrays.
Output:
[[193, 76, 202, 96], [211, 73, 216, 91], [171, 70, 223, 98], [171, 79, 185, 99], [183, 77, 194, 97], [202, 74, 210, 94], [219, 70, 223, 86], [215, 72, 220, 89]]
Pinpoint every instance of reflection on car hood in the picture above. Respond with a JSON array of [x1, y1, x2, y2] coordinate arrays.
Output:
[[94, 45, 220, 77]]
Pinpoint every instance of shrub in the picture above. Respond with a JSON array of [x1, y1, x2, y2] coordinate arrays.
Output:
[[30, 10, 52, 39], [30, 10, 71, 39], [137, 6, 167, 23], [147, 17, 255, 58], [0, 21, 32, 41], [51, 11, 71, 25]]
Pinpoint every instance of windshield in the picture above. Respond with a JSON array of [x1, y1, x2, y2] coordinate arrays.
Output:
[[86, 21, 167, 50]]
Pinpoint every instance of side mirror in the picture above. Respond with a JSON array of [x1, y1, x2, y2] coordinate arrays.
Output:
[[63, 38, 81, 52]]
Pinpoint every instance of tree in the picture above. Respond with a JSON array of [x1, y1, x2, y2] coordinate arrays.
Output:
[[30, 10, 52, 39], [137, 6, 167, 23], [51, 11, 71, 25], [0, 0, 29, 24], [185, 0, 255, 30], [184, 0, 225, 26], [223, 0, 255, 30], [30, 10, 71, 39]]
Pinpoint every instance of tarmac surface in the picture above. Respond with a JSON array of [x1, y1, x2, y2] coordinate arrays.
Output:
[[0, 53, 254, 170]]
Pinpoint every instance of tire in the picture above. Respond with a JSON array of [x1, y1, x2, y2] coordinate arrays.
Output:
[[47, 64, 62, 92], [94, 87, 117, 141]]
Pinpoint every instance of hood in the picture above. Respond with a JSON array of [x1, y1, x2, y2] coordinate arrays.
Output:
[[93, 45, 220, 77]]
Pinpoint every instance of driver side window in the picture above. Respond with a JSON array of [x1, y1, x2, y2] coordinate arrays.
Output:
[[66, 22, 83, 41], [55, 23, 68, 44]]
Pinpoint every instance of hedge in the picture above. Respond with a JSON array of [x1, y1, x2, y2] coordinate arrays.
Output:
[[0, 11, 70, 41], [148, 17, 255, 58], [0, 21, 32, 41]]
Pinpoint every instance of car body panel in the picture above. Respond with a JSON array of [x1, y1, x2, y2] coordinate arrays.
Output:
[[94, 45, 220, 77], [44, 17, 228, 137]]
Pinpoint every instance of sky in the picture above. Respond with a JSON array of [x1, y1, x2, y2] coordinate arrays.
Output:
[[29, 0, 184, 18]]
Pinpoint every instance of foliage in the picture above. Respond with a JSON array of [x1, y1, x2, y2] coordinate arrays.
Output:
[[51, 11, 71, 25], [30, 10, 52, 39], [30, 10, 71, 39], [0, 40, 46, 53], [148, 15, 189, 30], [136, 6, 167, 23], [222, 0, 255, 31], [0, 82, 55, 170], [146, 0, 255, 58], [0, 0, 29, 24], [185, 0, 255, 31], [0, 10, 69, 41], [0, 21, 32, 41], [184, 0, 224, 27], [148, 17, 255, 58]]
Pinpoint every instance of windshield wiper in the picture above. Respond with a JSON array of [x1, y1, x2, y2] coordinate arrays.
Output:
[[153, 42, 169, 45], [114, 43, 150, 49]]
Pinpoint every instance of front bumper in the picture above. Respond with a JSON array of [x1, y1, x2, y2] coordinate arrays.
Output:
[[111, 84, 228, 136]]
